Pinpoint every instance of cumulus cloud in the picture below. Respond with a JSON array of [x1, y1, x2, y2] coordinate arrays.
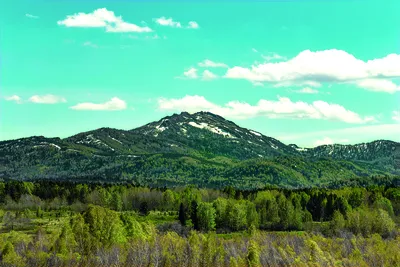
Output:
[[224, 49, 400, 93], [158, 95, 217, 113], [202, 70, 218, 80], [294, 87, 319, 94], [393, 111, 400, 122], [29, 95, 66, 104], [198, 59, 228, 68], [314, 137, 334, 146], [157, 95, 375, 124], [176, 67, 198, 79], [355, 79, 399, 93], [187, 21, 199, 29], [26, 14, 39, 19], [70, 97, 127, 111], [154, 17, 182, 28], [57, 8, 152, 33], [154, 17, 199, 29], [4, 95, 22, 104]]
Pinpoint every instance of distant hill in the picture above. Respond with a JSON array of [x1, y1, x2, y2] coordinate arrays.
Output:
[[0, 111, 399, 189]]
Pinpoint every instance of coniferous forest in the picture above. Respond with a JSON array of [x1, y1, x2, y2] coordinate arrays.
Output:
[[0, 181, 400, 266]]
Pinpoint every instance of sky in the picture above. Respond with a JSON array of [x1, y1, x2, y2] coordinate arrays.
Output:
[[1, 0, 400, 147]]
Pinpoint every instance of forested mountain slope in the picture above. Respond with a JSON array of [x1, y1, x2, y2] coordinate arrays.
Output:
[[0, 112, 399, 189]]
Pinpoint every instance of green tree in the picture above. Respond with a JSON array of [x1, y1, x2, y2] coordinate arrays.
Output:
[[246, 202, 259, 229], [178, 202, 187, 225], [1, 241, 25, 267], [330, 210, 345, 235], [139, 201, 149, 216], [213, 197, 228, 229], [71, 213, 95, 254], [247, 240, 261, 267], [197, 202, 216, 231], [228, 202, 247, 231], [83, 205, 126, 247], [190, 200, 199, 230]]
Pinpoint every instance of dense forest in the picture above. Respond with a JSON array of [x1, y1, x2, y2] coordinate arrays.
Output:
[[1, 181, 400, 266]]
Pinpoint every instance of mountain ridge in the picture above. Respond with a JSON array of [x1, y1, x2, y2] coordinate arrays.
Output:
[[1, 111, 399, 189]]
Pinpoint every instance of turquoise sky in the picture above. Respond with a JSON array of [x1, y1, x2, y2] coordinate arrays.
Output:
[[1, 0, 399, 147]]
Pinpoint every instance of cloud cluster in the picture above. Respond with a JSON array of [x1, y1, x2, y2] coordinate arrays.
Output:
[[157, 95, 374, 124], [179, 68, 218, 80], [182, 68, 198, 79], [29, 95, 67, 104], [70, 97, 127, 111], [224, 49, 400, 93], [57, 8, 152, 33], [4, 95, 22, 104], [154, 17, 199, 29]]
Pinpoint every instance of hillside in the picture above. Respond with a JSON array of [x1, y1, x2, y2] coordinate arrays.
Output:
[[0, 112, 399, 189]]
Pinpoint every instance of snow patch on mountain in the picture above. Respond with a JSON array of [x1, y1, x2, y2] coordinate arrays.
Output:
[[109, 136, 123, 144], [188, 122, 235, 138], [250, 130, 262, 137]]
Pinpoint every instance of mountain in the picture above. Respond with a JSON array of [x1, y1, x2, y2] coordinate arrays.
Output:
[[0, 112, 398, 189], [132, 111, 298, 159]]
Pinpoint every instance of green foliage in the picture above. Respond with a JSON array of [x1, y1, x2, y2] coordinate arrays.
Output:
[[83, 205, 126, 247], [197, 202, 216, 231], [247, 240, 261, 267], [1, 241, 25, 267]]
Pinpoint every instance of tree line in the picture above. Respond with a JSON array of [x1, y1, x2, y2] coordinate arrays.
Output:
[[0, 181, 399, 266]]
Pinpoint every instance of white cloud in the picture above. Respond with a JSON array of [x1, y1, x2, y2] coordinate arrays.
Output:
[[393, 111, 400, 122], [198, 59, 228, 68], [187, 21, 199, 29], [252, 81, 264, 87], [252, 48, 258, 53], [202, 70, 218, 80], [154, 17, 182, 28], [178, 67, 198, 79], [294, 87, 319, 94], [157, 95, 374, 124], [261, 52, 286, 61], [314, 137, 334, 146], [128, 34, 163, 40], [274, 80, 322, 88], [83, 41, 98, 48], [355, 79, 399, 93], [224, 49, 400, 93], [158, 95, 217, 113], [154, 17, 199, 29], [26, 14, 39, 19], [57, 8, 152, 33], [4, 95, 22, 104], [29, 95, 66, 104], [70, 97, 127, 111], [313, 137, 351, 147]]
